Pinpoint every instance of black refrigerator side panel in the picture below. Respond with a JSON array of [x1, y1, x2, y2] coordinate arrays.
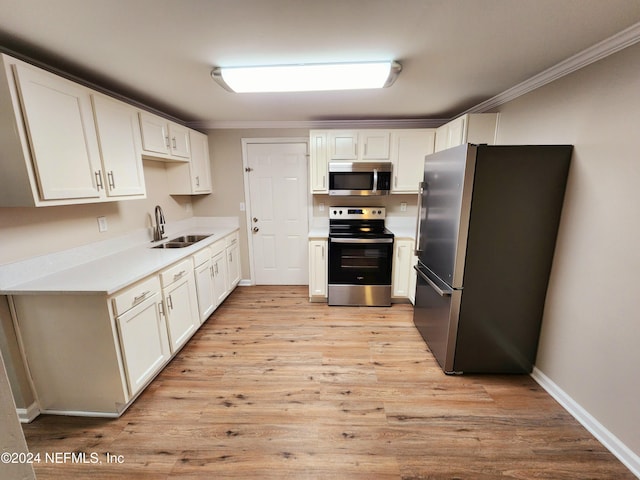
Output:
[[454, 145, 572, 373]]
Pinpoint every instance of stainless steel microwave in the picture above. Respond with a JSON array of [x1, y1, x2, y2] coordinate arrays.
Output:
[[328, 162, 392, 196]]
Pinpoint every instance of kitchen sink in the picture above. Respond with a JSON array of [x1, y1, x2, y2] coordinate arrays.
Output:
[[151, 234, 212, 249], [170, 234, 211, 243]]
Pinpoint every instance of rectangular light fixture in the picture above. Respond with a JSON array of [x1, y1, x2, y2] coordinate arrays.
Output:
[[211, 61, 401, 93]]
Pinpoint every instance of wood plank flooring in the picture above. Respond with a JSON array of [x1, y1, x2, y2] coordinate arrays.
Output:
[[22, 286, 634, 479]]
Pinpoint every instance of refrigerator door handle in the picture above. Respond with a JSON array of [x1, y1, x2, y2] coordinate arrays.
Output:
[[414, 264, 452, 297], [414, 181, 425, 255]]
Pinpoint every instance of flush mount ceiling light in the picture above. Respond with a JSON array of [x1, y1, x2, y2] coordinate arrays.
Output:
[[211, 61, 402, 93]]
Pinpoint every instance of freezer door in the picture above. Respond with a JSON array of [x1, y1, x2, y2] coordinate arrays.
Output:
[[412, 262, 462, 373], [417, 144, 477, 288]]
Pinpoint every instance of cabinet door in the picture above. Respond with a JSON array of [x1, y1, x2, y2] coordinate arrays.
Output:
[[328, 131, 358, 160], [163, 276, 199, 353], [360, 130, 390, 159], [116, 294, 170, 396], [226, 243, 241, 290], [308, 240, 327, 298], [13, 63, 102, 200], [309, 131, 328, 193], [169, 123, 191, 159], [212, 251, 229, 305], [194, 259, 215, 323], [139, 112, 170, 156], [390, 130, 435, 193], [189, 130, 212, 193], [446, 115, 467, 148], [434, 124, 449, 152], [392, 239, 415, 298], [92, 95, 146, 197]]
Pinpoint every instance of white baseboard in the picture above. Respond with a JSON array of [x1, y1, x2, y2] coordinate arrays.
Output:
[[531, 367, 640, 478], [16, 401, 40, 423]]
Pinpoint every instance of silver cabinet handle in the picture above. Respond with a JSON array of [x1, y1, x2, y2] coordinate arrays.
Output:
[[173, 270, 186, 281], [95, 171, 104, 190], [165, 136, 170, 148], [107, 171, 115, 189], [167, 295, 174, 310], [132, 290, 151, 306], [172, 137, 177, 149], [195, 176, 200, 187]]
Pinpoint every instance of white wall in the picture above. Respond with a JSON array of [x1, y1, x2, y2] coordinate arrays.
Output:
[[493, 42, 640, 457]]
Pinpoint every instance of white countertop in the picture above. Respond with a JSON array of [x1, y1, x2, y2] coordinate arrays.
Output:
[[0, 217, 238, 296]]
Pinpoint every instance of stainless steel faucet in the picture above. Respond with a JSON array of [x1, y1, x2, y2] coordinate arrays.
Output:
[[153, 205, 167, 241]]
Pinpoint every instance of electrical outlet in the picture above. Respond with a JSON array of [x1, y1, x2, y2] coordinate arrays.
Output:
[[239, 202, 245, 212], [400, 202, 407, 212], [97, 216, 108, 232], [319, 203, 325, 212]]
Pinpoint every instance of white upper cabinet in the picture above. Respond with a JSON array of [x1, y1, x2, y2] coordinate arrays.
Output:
[[91, 94, 146, 198], [12, 60, 103, 202], [328, 130, 390, 161], [0, 53, 148, 207], [139, 111, 191, 162], [309, 130, 328, 193], [434, 113, 498, 152], [310, 128, 433, 195], [359, 130, 390, 159], [390, 129, 435, 193], [167, 129, 212, 195]]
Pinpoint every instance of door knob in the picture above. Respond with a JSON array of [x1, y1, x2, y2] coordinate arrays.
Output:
[[253, 217, 259, 223], [253, 227, 259, 233]]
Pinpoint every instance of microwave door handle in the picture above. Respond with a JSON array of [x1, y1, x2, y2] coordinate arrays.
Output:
[[372, 168, 378, 193]]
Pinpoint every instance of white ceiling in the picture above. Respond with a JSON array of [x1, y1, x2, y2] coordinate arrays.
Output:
[[1, 0, 640, 128]]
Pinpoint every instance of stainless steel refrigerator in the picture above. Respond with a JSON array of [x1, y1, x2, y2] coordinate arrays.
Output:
[[413, 144, 572, 374]]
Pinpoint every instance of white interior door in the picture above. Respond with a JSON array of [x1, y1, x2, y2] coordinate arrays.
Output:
[[246, 141, 308, 285]]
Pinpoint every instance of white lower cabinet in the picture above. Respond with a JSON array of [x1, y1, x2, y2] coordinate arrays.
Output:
[[193, 248, 215, 323], [116, 291, 170, 396], [212, 241, 230, 305], [160, 258, 199, 353], [10, 230, 242, 418], [308, 239, 328, 300], [192, 235, 238, 321], [226, 232, 241, 290], [392, 239, 417, 302]]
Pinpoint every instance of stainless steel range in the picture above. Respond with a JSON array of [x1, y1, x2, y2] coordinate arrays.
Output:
[[328, 207, 394, 306]]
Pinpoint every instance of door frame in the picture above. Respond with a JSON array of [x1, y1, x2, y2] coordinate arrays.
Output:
[[241, 137, 310, 285]]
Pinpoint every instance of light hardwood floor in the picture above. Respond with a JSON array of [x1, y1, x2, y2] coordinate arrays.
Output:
[[23, 286, 634, 479]]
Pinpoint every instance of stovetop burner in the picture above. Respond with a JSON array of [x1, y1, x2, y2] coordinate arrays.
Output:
[[328, 207, 394, 239]]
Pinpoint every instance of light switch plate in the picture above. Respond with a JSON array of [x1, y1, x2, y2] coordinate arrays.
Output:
[[97, 216, 108, 232]]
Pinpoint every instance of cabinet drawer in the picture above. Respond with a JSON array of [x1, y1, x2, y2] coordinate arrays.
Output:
[[210, 238, 226, 257], [192, 247, 211, 267], [160, 258, 193, 287], [112, 275, 161, 317], [226, 231, 239, 248]]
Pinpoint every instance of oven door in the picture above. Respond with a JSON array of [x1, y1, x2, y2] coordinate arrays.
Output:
[[328, 237, 393, 285]]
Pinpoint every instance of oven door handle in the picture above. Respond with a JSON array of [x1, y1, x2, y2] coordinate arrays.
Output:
[[330, 237, 394, 244]]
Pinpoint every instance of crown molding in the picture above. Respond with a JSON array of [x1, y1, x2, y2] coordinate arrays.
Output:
[[465, 20, 640, 114], [187, 118, 448, 130]]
